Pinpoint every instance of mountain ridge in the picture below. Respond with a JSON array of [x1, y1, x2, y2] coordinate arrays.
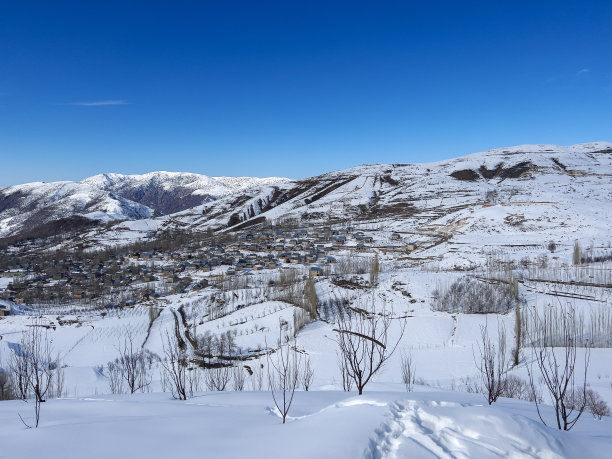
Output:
[[1, 141, 610, 242], [0, 171, 292, 238]]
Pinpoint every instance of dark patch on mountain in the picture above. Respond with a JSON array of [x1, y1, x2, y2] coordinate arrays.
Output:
[[450, 169, 480, 181]]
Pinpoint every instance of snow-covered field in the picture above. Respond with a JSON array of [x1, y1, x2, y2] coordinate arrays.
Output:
[[1, 390, 611, 459], [1, 259, 612, 458]]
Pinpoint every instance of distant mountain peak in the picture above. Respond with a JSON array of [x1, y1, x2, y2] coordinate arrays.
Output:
[[0, 171, 291, 238]]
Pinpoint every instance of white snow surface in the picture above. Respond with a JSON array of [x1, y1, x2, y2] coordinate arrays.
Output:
[[0, 390, 610, 458]]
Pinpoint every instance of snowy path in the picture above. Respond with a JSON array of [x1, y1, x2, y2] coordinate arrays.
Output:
[[366, 399, 571, 459]]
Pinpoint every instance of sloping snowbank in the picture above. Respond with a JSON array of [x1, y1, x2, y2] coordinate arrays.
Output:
[[0, 390, 610, 458]]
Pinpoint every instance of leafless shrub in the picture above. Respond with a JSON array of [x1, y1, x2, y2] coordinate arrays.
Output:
[[585, 389, 611, 420], [50, 359, 65, 399], [267, 326, 301, 424], [573, 241, 582, 265], [526, 305, 591, 430], [567, 388, 611, 420], [335, 300, 406, 395], [12, 322, 58, 428], [9, 341, 32, 400], [160, 330, 188, 400], [106, 361, 124, 394], [301, 356, 314, 391], [501, 374, 542, 403], [369, 254, 380, 286], [513, 301, 522, 367], [107, 330, 157, 394], [460, 375, 482, 394], [400, 352, 415, 392], [205, 365, 232, 391], [474, 322, 509, 405], [251, 362, 265, 391], [338, 351, 353, 392], [0, 357, 15, 400], [232, 364, 246, 391], [433, 277, 516, 314], [187, 366, 202, 396]]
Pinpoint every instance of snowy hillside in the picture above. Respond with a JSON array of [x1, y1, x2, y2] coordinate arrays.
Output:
[[77, 141, 612, 260], [181, 141, 612, 235], [1, 142, 612, 457], [0, 171, 291, 238]]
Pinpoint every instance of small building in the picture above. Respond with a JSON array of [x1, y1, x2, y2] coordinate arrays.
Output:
[[309, 266, 324, 277], [390, 233, 401, 241]]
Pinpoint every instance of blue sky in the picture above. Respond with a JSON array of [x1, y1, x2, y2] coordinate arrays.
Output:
[[1, 1, 611, 186]]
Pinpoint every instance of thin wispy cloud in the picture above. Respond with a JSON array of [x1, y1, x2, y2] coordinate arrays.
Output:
[[64, 100, 129, 106], [577, 68, 590, 75]]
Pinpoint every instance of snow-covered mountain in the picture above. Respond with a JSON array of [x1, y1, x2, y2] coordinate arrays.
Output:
[[0, 172, 291, 238], [144, 142, 612, 244], [2, 142, 611, 245]]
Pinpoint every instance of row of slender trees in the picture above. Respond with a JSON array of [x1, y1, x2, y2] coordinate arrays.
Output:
[[474, 304, 610, 430]]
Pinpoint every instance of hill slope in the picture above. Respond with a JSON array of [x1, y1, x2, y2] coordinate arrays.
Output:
[[96, 142, 612, 253]]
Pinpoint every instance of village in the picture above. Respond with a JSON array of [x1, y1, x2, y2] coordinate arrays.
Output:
[[0, 225, 417, 313]]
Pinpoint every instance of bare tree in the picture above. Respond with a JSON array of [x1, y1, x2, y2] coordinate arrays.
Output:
[[301, 355, 314, 391], [9, 341, 32, 400], [573, 241, 582, 265], [106, 360, 124, 394], [338, 351, 353, 392], [584, 389, 611, 420], [187, 367, 202, 396], [267, 329, 301, 424], [0, 355, 15, 400], [204, 365, 231, 391], [400, 351, 415, 392], [50, 356, 65, 399], [335, 301, 405, 395], [109, 329, 155, 394], [474, 322, 509, 405], [160, 330, 188, 400], [369, 254, 380, 286], [251, 362, 265, 391], [526, 306, 591, 430], [513, 302, 521, 367], [13, 323, 58, 428], [232, 364, 246, 391]]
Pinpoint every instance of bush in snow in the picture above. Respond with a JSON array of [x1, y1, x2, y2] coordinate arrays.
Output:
[[568, 388, 611, 420], [432, 276, 516, 314]]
